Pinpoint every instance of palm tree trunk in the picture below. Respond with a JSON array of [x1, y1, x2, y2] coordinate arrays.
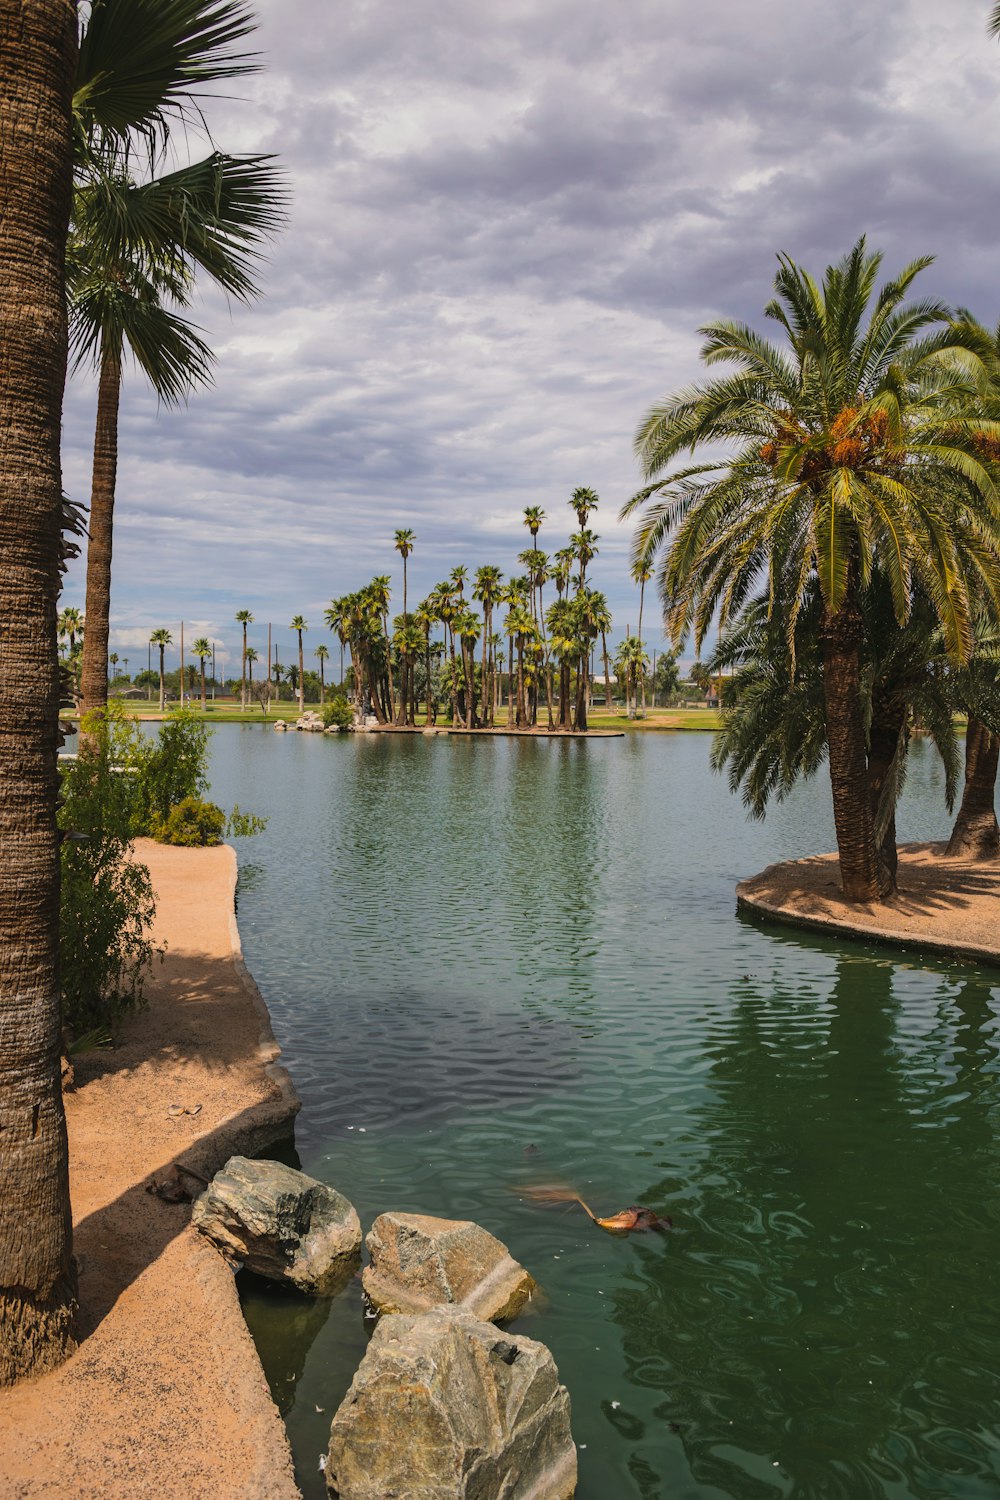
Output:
[[601, 631, 612, 709], [241, 624, 247, 711], [200, 661, 206, 713], [79, 348, 121, 729], [319, 659, 325, 705], [516, 642, 526, 728], [298, 634, 304, 714], [158, 647, 165, 711], [867, 698, 904, 892], [507, 638, 515, 726], [575, 654, 589, 732], [638, 580, 647, 715], [821, 602, 884, 901], [946, 718, 1000, 858], [0, 0, 78, 1384]]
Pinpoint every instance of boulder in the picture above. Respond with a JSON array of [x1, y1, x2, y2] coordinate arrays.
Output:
[[363, 1211, 536, 1322], [191, 1156, 361, 1295], [296, 712, 325, 732], [325, 1306, 576, 1500], [273, 720, 288, 731]]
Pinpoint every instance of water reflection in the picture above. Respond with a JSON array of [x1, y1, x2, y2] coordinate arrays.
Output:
[[614, 952, 1000, 1499]]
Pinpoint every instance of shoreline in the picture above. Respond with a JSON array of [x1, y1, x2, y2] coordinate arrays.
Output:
[[737, 842, 1000, 969], [0, 840, 302, 1500]]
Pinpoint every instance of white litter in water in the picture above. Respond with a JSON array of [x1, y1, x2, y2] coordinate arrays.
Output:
[[315, 1405, 324, 1413], [358, 1127, 366, 1133], [611, 1401, 620, 1410], [318, 1455, 327, 1472]]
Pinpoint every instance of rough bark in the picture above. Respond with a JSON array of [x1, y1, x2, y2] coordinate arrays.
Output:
[[601, 631, 612, 710], [0, 0, 79, 1384], [79, 349, 121, 725], [867, 698, 905, 894], [946, 718, 1000, 859], [574, 655, 589, 733], [821, 601, 884, 901]]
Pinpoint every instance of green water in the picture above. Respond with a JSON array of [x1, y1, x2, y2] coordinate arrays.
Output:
[[205, 727, 1000, 1500]]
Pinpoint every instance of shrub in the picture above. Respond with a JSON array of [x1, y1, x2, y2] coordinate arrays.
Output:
[[132, 709, 211, 833], [151, 796, 226, 846], [59, 708, 161, 1036], [322, 695, 354, 730]]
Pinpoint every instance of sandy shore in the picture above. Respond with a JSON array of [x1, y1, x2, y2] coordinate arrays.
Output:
[[737, 842, 1000, 967], [0, 840, 302, 1499]]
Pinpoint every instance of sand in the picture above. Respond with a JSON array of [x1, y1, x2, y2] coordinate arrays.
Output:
[[737, 842, 1000, 968], [0, 840, 302, 1500]]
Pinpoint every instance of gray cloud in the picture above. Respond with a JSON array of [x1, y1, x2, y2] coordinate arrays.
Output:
[[60, 0, 1000, 666]]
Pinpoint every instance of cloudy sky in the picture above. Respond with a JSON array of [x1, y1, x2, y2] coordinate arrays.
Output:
[[62, 0, 1000, 674]]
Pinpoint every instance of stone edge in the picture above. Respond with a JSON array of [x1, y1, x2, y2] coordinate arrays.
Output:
[[735, 849, 1000, 972]]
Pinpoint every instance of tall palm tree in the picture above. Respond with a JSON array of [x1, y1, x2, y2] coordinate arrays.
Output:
[[0, 0, 79, 1384], [235, 608, 253, 710], [625, 238, 1000, 900], [150, 627, 172, 711], [191, 636, 211, 712], [393, 531, 415, 723], [523, 505, 545, 547], [108, 651, 119, 682], [569, 486, 599, 531], [632, 559, 653, 714], [415, 599, 436, 725], [290, 615, 307, 712], [473, 565, 503, 727], [314, 643, 329, 704], [74, 2, 284, 722], [615, 636, 649, 719], [589, 590, 614, 709]]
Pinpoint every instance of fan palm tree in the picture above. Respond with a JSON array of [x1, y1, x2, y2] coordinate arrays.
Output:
[[589, 590, 614, 709], [108, 651, 119, 682], [414, 599, 437, 724], [473, 565, 503, 727], [58, 605, 83, 655], [393, 531, 415, 723], [615, 636, 649, 719], [314, 643, 329, 704], [74, 4, 284, 723], [191, 636, 211, 711], [245, 645, 259, 699], [455, 610, 482, 727], [569, 486, 599, 531], [0, 0, 79, 1383], [632, 559, 653, 714], [235, 609, 253, 709], [625, 238, 1000, 900], [150, 627, 172, 711], [290, 615, 307, 712]]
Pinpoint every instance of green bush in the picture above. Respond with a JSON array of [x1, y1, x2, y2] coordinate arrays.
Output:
[[151, 796, 226, 846], [132, 709, 211, 833], [322, 695, 354, 730], [59, 709, 161, 1037]]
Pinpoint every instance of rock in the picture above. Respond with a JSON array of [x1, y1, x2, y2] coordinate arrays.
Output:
[[363, 1211, 536, 1322], [273, 720, 288, 731], [191, 1156, 361, 1295], [325, 1306, 576, 1500], [295, 712, 325, 732]]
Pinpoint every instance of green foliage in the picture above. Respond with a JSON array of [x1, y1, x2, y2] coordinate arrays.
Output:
[[227, 804, 268, 838], [133, 708, 210, 831], [150, 795, 226, 846], [322, 696, 354, 730], [59, 709, 161, 1035]]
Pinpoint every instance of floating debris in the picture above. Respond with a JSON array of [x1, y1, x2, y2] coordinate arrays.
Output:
[[517, 1183, 672, 1235]]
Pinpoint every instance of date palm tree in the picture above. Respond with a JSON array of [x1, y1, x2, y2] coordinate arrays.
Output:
[[314, 643, 329, 704], [235, 609, 253, 709], [0, 0, 79, 1384], [150, 627, 172, 711], [191, 636, 211, 711], [74, 1, 284, 723], [625, 238, 1000, 900], [290, 615, 307, 712]]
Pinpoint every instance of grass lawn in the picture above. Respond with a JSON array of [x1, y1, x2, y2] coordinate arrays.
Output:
[[68, 700, 722, 731]]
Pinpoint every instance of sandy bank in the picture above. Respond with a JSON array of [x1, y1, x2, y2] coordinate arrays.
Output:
[[0, 840, 302, 1500], [737, 842, 1000, 968]]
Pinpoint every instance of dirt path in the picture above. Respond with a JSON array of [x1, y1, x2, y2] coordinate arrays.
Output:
[[0, 840, 302, 1499], [738, 842, 1000, 967]]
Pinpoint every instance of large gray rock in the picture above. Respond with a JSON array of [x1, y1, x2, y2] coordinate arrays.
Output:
[[325, 1306, 576, 1500], [363, 1211, 537, 1322], [191, 1156, 361, 1295]]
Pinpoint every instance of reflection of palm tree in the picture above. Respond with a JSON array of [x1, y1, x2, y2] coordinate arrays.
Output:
[[612, 951, 1000, 1498]]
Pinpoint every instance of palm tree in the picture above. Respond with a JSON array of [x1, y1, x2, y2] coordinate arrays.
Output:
[[523, 505, 545, 546], [632, 559, 653, 714], [58, 605, 83, 655], [569, 486, 599, 531], [589, 591, 614, 709], [570, 528, 598, 590], [290, 615, 307, 712], [108, 651, 119, 682], [314, 643, 329, 704], [191, 637, 211, 712], [73, 2, 284, 722], [473, 565, 503, 727], [0, 0, 79, 1384], [393, 531, 415, 723], [625, 238, 1000, 900], [615, 636, 649, 719], [235, 609, 253, 710], [245, 645, 259, 700], [455, 610, 482, 727], [150, 627, 172, 711], [415, 599, 437, 724]]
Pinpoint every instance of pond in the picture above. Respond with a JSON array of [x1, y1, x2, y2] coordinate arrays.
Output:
[[204, 725, 1000, 1500]]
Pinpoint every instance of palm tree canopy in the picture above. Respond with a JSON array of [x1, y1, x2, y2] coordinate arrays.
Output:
[[150, 627, 172, 645], [191, 636, 211, 658], [393, 528, 415, 557], [235, 609, 253, 624], [624, 237, 1000, 662], [74, 0, 260, 159], [290, 615, 307, 632]]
